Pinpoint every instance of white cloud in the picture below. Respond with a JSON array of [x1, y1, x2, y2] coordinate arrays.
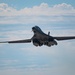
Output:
[[0, 3, 75, 24], [53, 3, 74, 10], [0, 3, 17, 16], [0, 27, 75, 75], [0, 59, 19, 66], [0, 66, 75, 75], [0, 30, 32, 41], [0, 28, 75, 44]]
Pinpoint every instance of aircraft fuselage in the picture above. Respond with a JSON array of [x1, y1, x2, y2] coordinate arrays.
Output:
[[32, 26, 57, 47]]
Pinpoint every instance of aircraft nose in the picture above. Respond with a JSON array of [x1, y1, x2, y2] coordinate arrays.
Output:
[[32, 27, 35, 30]]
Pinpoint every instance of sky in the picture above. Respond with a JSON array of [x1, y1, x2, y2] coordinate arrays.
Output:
[[0, 0, 75, 75]]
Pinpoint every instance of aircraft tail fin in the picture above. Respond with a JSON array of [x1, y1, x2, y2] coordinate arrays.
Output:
[[48, 32, 50, 35]]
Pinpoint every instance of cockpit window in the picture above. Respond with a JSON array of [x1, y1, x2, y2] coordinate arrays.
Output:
[[35, 26, 41, 31], [32, 26, 44, 34]]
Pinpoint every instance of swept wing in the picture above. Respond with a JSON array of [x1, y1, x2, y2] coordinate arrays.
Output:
[[0, 39, 31, 43], [53, 36, 75, 41]]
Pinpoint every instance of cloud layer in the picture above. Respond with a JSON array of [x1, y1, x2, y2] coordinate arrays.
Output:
[[0, 2, 75, 75], [0, 3, 75, 24]]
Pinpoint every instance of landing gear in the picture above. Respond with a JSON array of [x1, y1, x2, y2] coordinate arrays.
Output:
[[53, 40, 58, 45], [44, 40, 58, 47], [33, 38, 43, 47]]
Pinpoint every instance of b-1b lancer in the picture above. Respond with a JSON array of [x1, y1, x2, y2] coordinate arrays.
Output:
[[0, 26, 75, 47]]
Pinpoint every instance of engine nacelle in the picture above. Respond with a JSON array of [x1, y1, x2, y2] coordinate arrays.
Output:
[[33, 39, 43, 46], [44, 41, 51, 47], [44, 40, 57, 47]]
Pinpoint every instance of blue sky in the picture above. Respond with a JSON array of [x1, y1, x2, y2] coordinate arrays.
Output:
[[0, 0, 75, 9], [0, 0, 75, 75]]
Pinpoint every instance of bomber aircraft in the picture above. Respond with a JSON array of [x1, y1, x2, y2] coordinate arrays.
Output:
[[0, 26, 75, 47]]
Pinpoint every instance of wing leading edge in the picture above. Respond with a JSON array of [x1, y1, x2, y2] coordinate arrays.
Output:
[[0, 39, 31, 43], [53, 36, 75, 41]]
